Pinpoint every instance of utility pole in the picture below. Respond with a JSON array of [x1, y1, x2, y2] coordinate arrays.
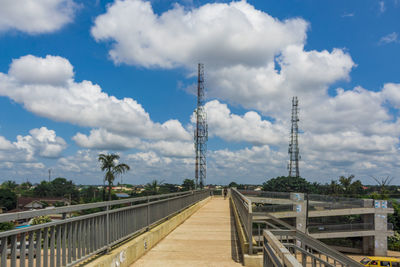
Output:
[[48, 169, 52, 182], [194, 63, 208, 189], [288, 96, 300, 178]]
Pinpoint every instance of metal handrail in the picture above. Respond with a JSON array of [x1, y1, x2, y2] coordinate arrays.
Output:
[[269, 229, 364, 267], [0, 190, 192, 223], [0, 190, 210, 267], [307, 223, 375, 233]]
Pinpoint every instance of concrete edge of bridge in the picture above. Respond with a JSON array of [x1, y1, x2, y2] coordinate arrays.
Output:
[[84, 196, 212, 267]]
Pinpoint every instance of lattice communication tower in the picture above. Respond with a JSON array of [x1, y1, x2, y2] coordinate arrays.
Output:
[[288, 96, 300, 178], [194, 63, 208, 189]]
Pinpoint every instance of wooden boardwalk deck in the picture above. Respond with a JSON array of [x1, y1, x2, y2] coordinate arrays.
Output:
[[131, 197, 243, 267]]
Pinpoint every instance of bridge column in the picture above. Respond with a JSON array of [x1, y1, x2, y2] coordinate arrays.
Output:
[[373, 200, 389, 256], [290, 193, 306, 233], [362, 199, 374, 255]]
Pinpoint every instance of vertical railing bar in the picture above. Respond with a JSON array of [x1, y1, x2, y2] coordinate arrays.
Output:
[[114, 212, 117, 241], [91, 217, 94, 252], [87, 218, 91, 254], [92, 217, 96, 251], [81, 220, 85, 257], [124, 209, 127, 236], [43, 227, 49, 267], [20, 232, 26, 267], [114, 213, 117, 241], [91, 218, 96, 251], [99, 215, 105, 247], [90, 217, 94, 253], [98, 215, 101, 248], [50, 226, 55, 267], [85, 219, 90, 256], [11, 235, 17, 267], [118, 211, 121, 240], [93, 217, 99, 250], [112, 213, 116, 242], [62, 224, 67, 266], [68, 223, 72, 263], [28, 231, 34, 267], [56, 225, 61, 267], [72, 222, 77, 261], [147, 196, 150, 229], [1, 237, 7, 267], [106, 204, 110, 252], [99, 216, 102, 249], [77, 221, 81, 259], [35, 229, 42, 267]]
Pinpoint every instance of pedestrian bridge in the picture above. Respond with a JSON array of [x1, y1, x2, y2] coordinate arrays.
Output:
[[0, 189, 393, 266]]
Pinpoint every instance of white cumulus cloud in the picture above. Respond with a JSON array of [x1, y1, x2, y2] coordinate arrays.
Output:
[[202, 100, 285, 145], [91, 0, 307, 68], [0, 55, 191, 144], [0, 127, 66, 163], [0, 0, 78, 34]]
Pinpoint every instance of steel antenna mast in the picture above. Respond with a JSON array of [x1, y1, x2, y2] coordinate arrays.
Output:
[[288, 96, 300, 178], [194, 63, 208, 189]]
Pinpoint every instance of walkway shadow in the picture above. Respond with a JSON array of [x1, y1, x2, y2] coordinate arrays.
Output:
[[229, 198, 243, 264]]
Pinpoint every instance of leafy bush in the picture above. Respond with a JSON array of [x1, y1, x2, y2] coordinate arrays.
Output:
[[389, 231, 400, 251], [31, 216, 52, 225], [0, 222, 15, 232]]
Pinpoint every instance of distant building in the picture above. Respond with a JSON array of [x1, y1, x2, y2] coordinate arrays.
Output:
[[115, 193, 130, 198], [16, 197, 71, 211]]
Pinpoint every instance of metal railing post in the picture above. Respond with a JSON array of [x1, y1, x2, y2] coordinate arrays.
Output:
[[106, 203, 110, 252], [248, 197, 253, 254], [147, 196, 150, 229]]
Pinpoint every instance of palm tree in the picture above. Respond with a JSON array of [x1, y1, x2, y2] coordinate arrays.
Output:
[[144, 180, 164, 195], [370, 175, 394, 199], [98, 153, 130, 201]]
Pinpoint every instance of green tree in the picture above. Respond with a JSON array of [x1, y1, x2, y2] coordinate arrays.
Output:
[[16, 181, 34, 196], [262, 176, 311, 193], [338, 175, 364, 197], [98, 153, 130, 201], [80, 186, 101, 203], [328, 180, 342, 196], [389, 202, 400, 231], [51, 177, 79, 200], [144, 180, 163, 195], [182, 179, 195, 191], [33, 181, 52, 197], [2, 180, 18, 191], [370, 176, 394, 199], [0, 188, 17, 211], [228, 182, 239, 188], [160, 183, 179, 193]]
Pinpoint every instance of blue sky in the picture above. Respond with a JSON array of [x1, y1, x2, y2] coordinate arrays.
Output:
[[0, 0, 399, 185]]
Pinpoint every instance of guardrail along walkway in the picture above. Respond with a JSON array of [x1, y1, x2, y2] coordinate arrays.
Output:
[[131, 197, 242, 267]]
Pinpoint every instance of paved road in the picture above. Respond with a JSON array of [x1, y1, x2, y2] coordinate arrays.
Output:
[[131, 197, 243, 267]]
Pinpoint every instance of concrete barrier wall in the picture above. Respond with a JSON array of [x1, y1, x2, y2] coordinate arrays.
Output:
[[85, 196, 211, 267]]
